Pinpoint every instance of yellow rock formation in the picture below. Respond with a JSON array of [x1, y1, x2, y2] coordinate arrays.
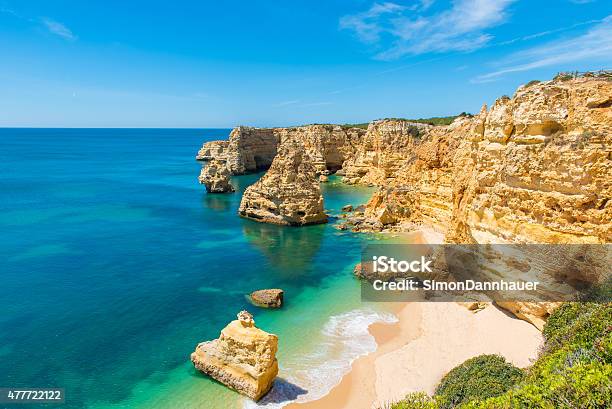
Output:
[[191, 311, 278, 401]]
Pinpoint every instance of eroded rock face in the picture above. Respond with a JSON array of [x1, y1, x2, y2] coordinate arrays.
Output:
[[356, 78, 611, 328], [196, 140, 228, 161], [341, 120, 432, 185], [275, 125, 366, 174], [225, 127, 280, 175], [198, 160, 235, 193], [197, 125, 366, 176], [238, 141, 328, 226], [191, 311, 278, 401], [362, 78, 611, 244], [453, 78, 611, 244]]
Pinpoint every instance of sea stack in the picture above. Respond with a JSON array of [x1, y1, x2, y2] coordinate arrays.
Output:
[[238, 141, 328, 226], [196, 140, 229, 161], [198, 160, 235, 193], [190, 311, 278, 401]]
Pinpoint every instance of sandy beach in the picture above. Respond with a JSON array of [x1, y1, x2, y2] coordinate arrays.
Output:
[[288, 302, 543, 409]]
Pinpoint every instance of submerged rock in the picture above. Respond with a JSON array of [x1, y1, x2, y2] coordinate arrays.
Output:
[[249, 289, 284, 308], [238, 141, 328, 226], [198, 160, 235, 193], [191, 311, 278, 401]]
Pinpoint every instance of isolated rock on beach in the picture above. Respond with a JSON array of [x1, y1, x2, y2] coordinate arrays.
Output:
[[199, 160, 235, 193], [238, 141, 328, 226], [249, 289, 284, 308], [190, 311, 278, 401]]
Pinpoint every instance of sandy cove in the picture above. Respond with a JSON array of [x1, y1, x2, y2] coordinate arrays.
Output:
[[287, 302, 543, 409]]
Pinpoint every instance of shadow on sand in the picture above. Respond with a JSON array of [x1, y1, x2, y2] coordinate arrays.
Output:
[[255, 378, 308, 406]]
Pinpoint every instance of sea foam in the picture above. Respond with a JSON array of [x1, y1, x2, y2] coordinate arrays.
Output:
[[245, 308, 398, 409]]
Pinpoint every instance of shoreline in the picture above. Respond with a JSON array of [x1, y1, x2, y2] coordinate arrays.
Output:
[[288, 302, 543, 409], [285, 302, 421, 409]]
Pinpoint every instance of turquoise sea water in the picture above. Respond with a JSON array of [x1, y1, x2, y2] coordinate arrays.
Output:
[[0, 128, 392, 409]]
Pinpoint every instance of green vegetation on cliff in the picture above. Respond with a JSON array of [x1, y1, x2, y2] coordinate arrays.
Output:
[[389, 302, 612, 409], [342, 113, 472, 129]]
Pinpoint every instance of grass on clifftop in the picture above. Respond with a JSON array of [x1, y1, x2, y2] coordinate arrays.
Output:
[[388, 301, 612, 409], [342, 113, 472, 129]]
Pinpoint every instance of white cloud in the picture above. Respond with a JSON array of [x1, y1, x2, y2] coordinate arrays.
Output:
[[473, 15, 612, 82], [42, 18, 76, 41], [340, 2, 406, 43], [340, 0, 515, 60], [406, 0, 436, 11], [300, 101, 333, 107], [0, 5, 19, 17]]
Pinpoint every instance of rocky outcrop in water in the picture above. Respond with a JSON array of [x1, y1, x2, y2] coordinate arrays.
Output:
[[238, 141, 328, 226], [197, 125, 366, 176], [190, 311, 278, 401], [196, 140, 228, 161], [198, 160, 235, 193], [249, 289, 284, 308]]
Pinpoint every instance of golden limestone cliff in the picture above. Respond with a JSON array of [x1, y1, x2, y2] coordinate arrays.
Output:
[[191, 311, 278, 401], [358, 77, 611, 328], [361, 77, 611, 245], [340, 119, 433, 185], [196, 124, 366, 175], [238, 139, 328, 226], [224, 127, 280, 175], [453, 78, 611, 245], [274, 124, 366, 175]]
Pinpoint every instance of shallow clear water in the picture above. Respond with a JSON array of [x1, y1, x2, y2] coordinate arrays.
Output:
[[0, 128, 386, 409]]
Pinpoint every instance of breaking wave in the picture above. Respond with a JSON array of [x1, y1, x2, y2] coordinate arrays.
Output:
[[245, 308, 398, 409]]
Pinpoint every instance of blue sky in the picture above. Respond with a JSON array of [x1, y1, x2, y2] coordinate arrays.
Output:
[[1, 0, 610, 127]]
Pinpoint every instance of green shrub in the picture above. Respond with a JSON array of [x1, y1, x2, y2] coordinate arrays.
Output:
[[472, 302, 611, 408], [579, 277, 612, 303], [407, 125, 422, 138], [407, 116, 462, 126], [387, 302, 611, 409], [390, 392, 440, 409], [525, 80, 541, 87], [435, 355, 524, 408], [553, 72, 574, 82], [542, 302, 611, 357], [342, 123, 369, 129]]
